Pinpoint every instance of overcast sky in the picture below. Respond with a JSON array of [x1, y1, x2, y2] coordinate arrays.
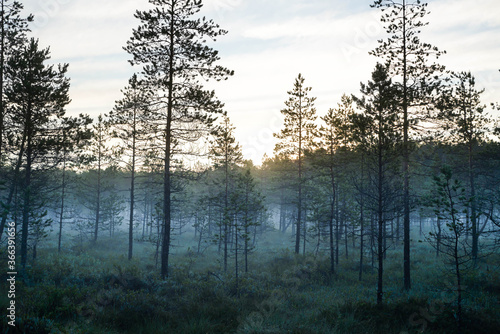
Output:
[[23, 0, 500, 164]]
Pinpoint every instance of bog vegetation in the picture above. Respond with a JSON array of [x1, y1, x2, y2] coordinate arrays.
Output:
[[0, 0, 499, 333]]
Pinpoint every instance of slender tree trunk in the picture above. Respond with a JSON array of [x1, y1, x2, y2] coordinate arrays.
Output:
[[58, 153, 66, 252], [279, 188, 283, 233], [94, 144, 101, 242], [296, 93, 303, 254], [377, 121, 384, 305], [359, 205, 364, 281], [469, 141, 478, 261], [377, 212, 384, 305], [0, 125, 27, 237], [329, 163, 335, 275], [370, 215, 374, 268], [245, 188, 249, 273], [402, 0, 411, 291], [235, 217, 239, 297], [244, 223, 249, 273], [383, 217, 387, 260], [454, 229, 463, 334], [296, 149, 302, 254], [218, 210, 222, 253], [396, 214, 400, 243], [142, 198, 147, 239], [155, 216, 161, 269], [161, 3, 175, 279], [21, 165, 31, 269], [224, 152, 229, 272], [390, 218, 394, 247], [303, 208, 307, 255], [128, 108, 137, 260], [335, 194, 340, 265], [21, 103, 33, 270], [344, 219, 349, 259]]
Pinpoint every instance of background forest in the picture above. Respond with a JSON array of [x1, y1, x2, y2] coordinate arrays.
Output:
[[1, 0, 499, 333]]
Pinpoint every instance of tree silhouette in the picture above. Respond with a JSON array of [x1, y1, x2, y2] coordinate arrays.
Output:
[[109, 74, 152, 260], [352, 63, 402, 304], [124, 0, 233, 278], [4, 38, 70, 268], [210, 114, 242, 272], [437, 72, 491, 262], [274, 73, 317, 254], [371, 0, 446, 290]]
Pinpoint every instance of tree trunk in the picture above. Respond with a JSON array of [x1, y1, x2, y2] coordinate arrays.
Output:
[[235, 217, 239, 297], [469, 141, 478, 261], [160, 3, 175, 279], [359, 207, 364, 281], [128, 109, 137, 260], [402, 0, 412, 292], [296, 93, 303, 254], [58, 154, 66, 252], [377, 121, 384, 305], [224, 151, 229, 272], [344, 219, 349, 259], [335, 195, 340, 265], [21, 103, 33, 270], [0, 125, 27, 238], [94, 146, 101, 242], [329, 165, 335, 275]]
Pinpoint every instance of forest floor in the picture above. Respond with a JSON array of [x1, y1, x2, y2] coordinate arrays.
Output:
[[1, 229, 499, 333]]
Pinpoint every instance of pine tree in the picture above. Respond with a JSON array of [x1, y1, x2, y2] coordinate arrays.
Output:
[[0, 0, 32, 165], [211, 114, 242, 272], [109, 74, 152, 260], [83, 114, 113, 243], [55, 115, 92, 252], [230, 166, 265, 295], [429, 166, 474, 333], [438, 72, 491, 261], [124, 0, 233, 278], [319, 94, 355, 274], [274, 73, 317, 254], [0, 0, 32, 238], [4, 38, 70, 268], [352, 63, 402, 304], [371, 0, 446, 290]]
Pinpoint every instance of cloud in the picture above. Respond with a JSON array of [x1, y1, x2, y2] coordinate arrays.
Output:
[[19, 0, 500, 163]]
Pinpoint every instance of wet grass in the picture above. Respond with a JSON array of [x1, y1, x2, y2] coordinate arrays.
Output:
[[1, 230, 499, 333]]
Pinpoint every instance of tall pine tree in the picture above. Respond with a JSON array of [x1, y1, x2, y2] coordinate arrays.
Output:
[[210, 114, 242, 272], [0, 0, 32, 165], [5, 38, 70, 268], [109, 74, 152, 260], [352, 63, 402, 304], [274, 74, 317, 254], [371, 0, 446, 290], [124, 0, 233, 278], [438, 72, 491, 261], [0, 0, 32, 239]]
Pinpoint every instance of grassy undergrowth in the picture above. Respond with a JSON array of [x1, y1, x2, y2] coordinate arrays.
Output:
[[1, 230, 499, 333]]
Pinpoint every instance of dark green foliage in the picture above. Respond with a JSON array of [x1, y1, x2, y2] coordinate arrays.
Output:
[[0, 0, 34, 168], [3, 37, 72, 268], [124, 0, 233, 278], [371, 0, 447, 292], [274, 73, 318, 255], [0, 231, 498, 334]]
